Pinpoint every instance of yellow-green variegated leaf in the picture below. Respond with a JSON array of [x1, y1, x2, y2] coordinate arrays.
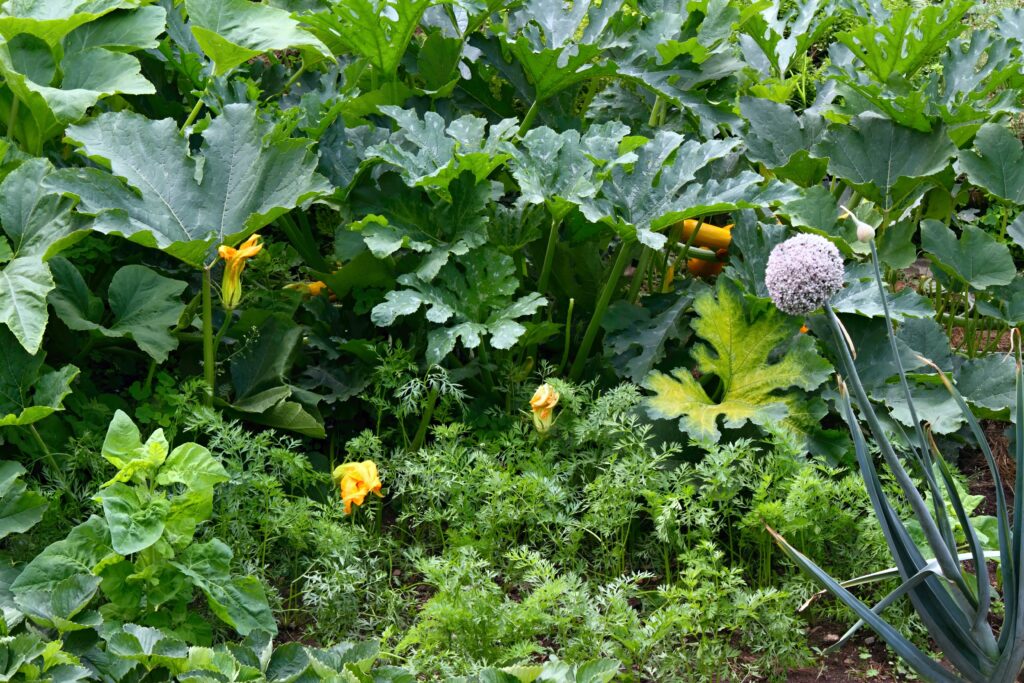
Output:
[[644, 282, 831, 444]]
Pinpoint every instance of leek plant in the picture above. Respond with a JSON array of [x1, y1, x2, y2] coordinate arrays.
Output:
[[766, 232, 1024, 683]]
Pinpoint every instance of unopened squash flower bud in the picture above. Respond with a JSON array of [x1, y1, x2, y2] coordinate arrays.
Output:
[[530, 383, 559, 433], [840, 206, 875, 242], [217, 234, 263, 310]]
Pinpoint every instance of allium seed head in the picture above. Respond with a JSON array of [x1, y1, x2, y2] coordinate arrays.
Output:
[[765, 234, 845, 315]]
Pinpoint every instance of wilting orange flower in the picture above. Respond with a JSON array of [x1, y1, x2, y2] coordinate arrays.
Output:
[[284, 280, 329, 297], [332, 460, 383, 514], [217, 234, 263, 310], [530, 384, 559, 433]]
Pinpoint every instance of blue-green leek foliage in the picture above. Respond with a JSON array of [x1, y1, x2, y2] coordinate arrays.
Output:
[[768, 238, 1024, 683]]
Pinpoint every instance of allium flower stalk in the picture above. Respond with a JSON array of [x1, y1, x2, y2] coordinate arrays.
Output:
[[764, 234, 845, 315]]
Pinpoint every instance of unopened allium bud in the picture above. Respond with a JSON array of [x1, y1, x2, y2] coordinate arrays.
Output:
[[765, 234, 845, 316], [840, 206, 875, 242]]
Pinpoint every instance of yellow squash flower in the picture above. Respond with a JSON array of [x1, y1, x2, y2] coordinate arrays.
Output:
[[332, 460, 383, 514], [530, 383, 559, 433], [217, 234, 263, 310]]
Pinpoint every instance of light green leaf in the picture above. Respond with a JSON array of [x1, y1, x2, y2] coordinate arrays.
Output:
[[0, 0, 140, 46], [836, 1, 970, 82], [10, 516, 114, 596], [104, 623, 189, 669], [0, 325, 78, 427], [301, 0, 439, 77], [0, 256, 52, 355], [921, 219, 1015, 290], [95, 483, 170, 555], [172, 540, 276, 636], [100, 409, 142, 469], [47, 104, 330, 267], [156, 443, 228, 491], [644, 282, 831, 444], [99, 412, 169, 487], [0, 5, 164, 150], [64, 5, 166, 52], [163, 488, 214, 549], [186, 0, 330, 76], [0, 461, 46, 540]]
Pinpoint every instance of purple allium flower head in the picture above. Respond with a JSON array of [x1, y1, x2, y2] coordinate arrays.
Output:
[[765, 234, 845, 315]]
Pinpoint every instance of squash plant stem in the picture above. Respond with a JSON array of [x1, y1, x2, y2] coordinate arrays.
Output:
[[28, 424, 66, 489], [569, 241, 636, 380], [537, 212, 562, 295], [202, 264, 215, 406], [517, 100, 541, 137]]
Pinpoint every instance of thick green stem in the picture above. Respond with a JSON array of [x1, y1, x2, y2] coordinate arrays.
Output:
[[202, 265, 215, 406], [569, 242, 635, 381], [517, 99, 541, 137], [627, 247, 653, 304], [6, 95, 18, 143], [28, 425, 65, 488], [281, 63, 307, 96], [411, 386, 439, 451], [557, 298, 575, 375], [181, 97, 204, 133], [537, 213, 561, 295], [647, 96, 664, 128]]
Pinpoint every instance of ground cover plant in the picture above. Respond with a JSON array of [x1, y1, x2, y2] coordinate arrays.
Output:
[[2, 0, 1024, 680]]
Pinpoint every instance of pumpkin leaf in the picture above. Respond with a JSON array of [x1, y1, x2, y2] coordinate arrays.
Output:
[[580, 131, 794, 249], [602, 285, 700, 384], [371, 247, 546, 365], [366, 107, 516, 196], [49, 259, 187, 363], [957, 123, 1024, 203], [0, 158, 82, 353], [812, 115, 956, 211], [0, 5, 164, 152], [301, 0, 441, 78], [739, 97, 828, 187], [0, 325, 78, 427], [644, 281, 832, 445], [0, 461, 46, 541], [836, 0, 970, 83], [47, 104, 330, 267], [920, 219, 1016, 290], [185, 0, 330, 76]]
